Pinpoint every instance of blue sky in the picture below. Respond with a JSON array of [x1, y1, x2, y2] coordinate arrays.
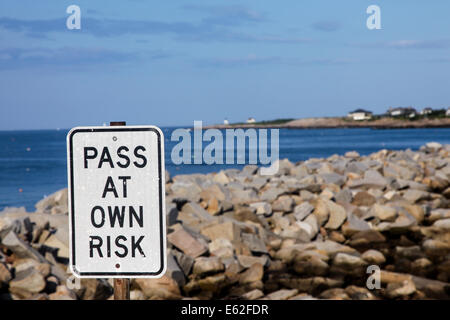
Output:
[[0, 0, 449, 130]]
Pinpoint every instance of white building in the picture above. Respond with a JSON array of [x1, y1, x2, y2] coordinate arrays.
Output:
[[387, 107, 417, 118], [246, 117, 256, 124], [223, 119, 229, 125], [347, 109, 373, 121], [421, 107, 433, 115], [446, 108, 450, 117]]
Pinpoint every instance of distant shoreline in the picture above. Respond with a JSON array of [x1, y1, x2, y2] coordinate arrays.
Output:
[[203, 117, 450, 130]]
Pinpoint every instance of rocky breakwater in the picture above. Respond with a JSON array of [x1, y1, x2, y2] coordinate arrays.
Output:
[[1, 142, 450, 300]]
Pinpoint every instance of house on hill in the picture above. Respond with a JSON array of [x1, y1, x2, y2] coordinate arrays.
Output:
[[347, 109, 373, 121], [387, 107, 417, 118], [421, 107, 433, 115]]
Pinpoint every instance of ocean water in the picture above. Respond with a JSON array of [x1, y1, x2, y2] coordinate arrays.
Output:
[[1, 127, 450, 211]]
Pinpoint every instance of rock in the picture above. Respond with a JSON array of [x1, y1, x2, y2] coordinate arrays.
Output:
[[182, 203, 215, 222], [135, 275, 181, 300], [293, 251, 329, 276], [323, 201, 347, 230], [193, 257, 224, 276], [172, 250, 194, 277], [396, 246, 424, 260], [1, 230, 46, 262], [171, 180, 202, 202], [345, 151, 360, 158], [296, 214, 319, 240], [335, 189, 353, 204], [371, 204, 398, 221], [349, 230, 386, 246], [200, 221, 241, 242], [230, 188, 258, 204], [271, 196, 294, 212], [166, 251, 186, 287], [319, 173, 346, 186], [48, 285, 77, 300], [213, 171, 230, 184], [428, 209, 450, 223], [386, 279, 416, 298], [9, 268, 46, 297], [77, 279, 113, 300], [0, 262, 12, 286], [168, 226, 208, 258], [209, 238, 234, 257], [329, 231, 345, 243], [341, 213, 371, 237], [241, 289, 264, 300], [130, 290, 146, 300], [361, 249, 386, 265], [14, 259, 51, 277], [403, 189, 429, 203], [293, 202, 314, 221], [263, 289, 298, 300], [312, 198, 330, 226], [424, 142, 442, 153], [241, 233, 267, 254], [403, 205, 425, 223], [331, 253, 367, 276], [433, 218, 450, 230], [43, 230, 69, 259], [422, 239, 450, 256], [239, 263, 264, 284], [260, 187, 285, 202], [345, 285, 376, 300], [249, 202, 272, 215], [35, 188, 68, 214], [237, 255, 269, 268], [319, 288, 350, 300], [352, 191, 376, 206]]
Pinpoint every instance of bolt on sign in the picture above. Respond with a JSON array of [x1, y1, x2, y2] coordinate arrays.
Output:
[[67, 126, 166, 278]]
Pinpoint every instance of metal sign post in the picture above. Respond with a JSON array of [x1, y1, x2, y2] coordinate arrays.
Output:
[[67, 120, 166, 301], [110, 121, 129, 301]]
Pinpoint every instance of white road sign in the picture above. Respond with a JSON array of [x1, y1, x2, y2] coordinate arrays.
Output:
[[67, 126, 166, 278]]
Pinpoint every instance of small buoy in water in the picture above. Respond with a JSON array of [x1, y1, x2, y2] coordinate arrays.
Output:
[[26, 147, 31, 152], [19, 188, 23, 193]]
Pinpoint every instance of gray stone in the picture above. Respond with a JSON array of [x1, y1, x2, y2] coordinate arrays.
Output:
[[324, 201, 347, 230], [35, 189, 68, 215], [250, 202, 272, 215], [293, 202, 314, 221], [319, 173, 346, 186], [167, 225, 208, 258], [403, 189, 429, 203], [1, 230, 46, 262], [241, 233, 268, 254], [172, 250, 194, 277], [371, 204, 398, 221], [9, 267, 46, 296], [263, 289, 298, 300], [237, 255, 269, 268], [182, 202, 215, 222], [260, 187, 285, 202], [272, 196, 295, 212], [193, 257, 224, 276], [335, 189, 353, 204], [386, 279, 416, 298], [361, 249, 386, 265], [167, 251, 186, 287]]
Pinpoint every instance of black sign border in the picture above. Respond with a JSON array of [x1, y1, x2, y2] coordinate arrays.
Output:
[[68, 127, 165, 277]]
